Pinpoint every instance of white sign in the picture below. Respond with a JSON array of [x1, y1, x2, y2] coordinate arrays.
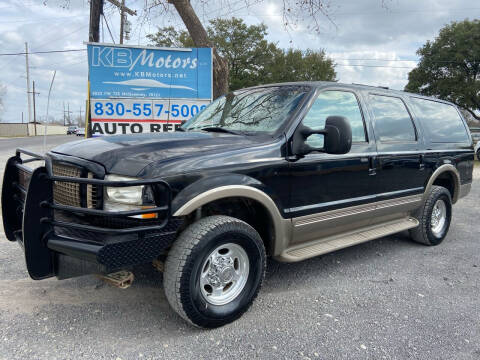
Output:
[[90, 98, 209, 136]]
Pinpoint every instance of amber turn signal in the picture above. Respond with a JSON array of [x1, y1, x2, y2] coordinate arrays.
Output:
[[139, 212, 158, 219]]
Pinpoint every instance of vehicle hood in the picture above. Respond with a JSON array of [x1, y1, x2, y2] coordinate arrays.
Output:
[[51, 132, 270, 176]]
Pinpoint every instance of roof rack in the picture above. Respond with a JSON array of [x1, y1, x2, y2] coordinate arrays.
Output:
[[352, 83, 389, 90]]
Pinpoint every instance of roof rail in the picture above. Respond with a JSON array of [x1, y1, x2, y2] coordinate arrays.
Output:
[[352, 83, 389, 90]]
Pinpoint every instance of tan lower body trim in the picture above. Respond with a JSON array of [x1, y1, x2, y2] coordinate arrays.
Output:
[[277, 217, 419, 262], [290, 194, 422, 247], [294, 194, 422, 228]]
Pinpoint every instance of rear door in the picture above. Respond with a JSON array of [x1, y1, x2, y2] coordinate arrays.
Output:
[[366, 93, 426, 200]]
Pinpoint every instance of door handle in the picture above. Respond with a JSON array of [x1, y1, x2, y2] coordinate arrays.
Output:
[[368, 156, 377, 176], [419, 154, 425, 170]]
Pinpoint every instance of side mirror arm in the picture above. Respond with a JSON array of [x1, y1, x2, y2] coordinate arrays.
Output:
[[292, 124, 326, 156]]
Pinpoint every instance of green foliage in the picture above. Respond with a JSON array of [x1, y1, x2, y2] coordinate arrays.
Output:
[[147, 18, 336, 91], [405, 20, 480, 120], [266, 49, 336, 83], [146, 26, 194, 48]]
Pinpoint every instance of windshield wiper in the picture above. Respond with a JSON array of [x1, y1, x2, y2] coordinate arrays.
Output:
[[198, 127, 241, 135]]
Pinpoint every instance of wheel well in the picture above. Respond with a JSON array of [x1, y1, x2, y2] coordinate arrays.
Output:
[[182, 197, 275, 256], [432, 172, 456, 200]]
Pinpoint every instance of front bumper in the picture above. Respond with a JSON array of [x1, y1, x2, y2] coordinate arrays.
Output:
[[2, 148, 181, 280]]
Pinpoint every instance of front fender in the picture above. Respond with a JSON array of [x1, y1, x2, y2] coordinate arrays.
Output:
[[171, 174, 290, 256], [172, 174, 275, 215]]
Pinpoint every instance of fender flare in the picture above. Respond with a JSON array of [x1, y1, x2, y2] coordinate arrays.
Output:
[[173, 181, 290, 256], [424, 164, 461, 204]]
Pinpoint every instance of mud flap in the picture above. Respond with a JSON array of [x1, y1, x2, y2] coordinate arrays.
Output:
[[2, 156, 22, 241], [22, 167, 55, 279]]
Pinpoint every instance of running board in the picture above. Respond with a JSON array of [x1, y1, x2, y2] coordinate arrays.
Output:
[[278, 217, 419, 262]]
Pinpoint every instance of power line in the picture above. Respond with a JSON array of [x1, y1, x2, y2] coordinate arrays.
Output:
[[0, 14, 88, 24], [32, 24, 88, 52], [332, 58, 419, 62], [239, 7, 480, 18], [334, 63, 414, 69], [0, 49, 86, 56], [103, 13, 116, 44], [331, 58, 479, 63]]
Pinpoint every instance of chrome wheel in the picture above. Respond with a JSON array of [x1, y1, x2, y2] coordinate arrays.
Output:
[[199, 243, 249, 306], [430, 199, 447, 236]]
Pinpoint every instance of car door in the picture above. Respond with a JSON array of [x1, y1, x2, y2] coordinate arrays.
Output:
[[288, 89, 378, 245], [366, 93, 425, 201]]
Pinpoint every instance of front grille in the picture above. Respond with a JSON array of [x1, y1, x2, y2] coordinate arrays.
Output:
[[86, 173, 98, 209], [52, 163, 82, 207], [52, 163, 98, 208]]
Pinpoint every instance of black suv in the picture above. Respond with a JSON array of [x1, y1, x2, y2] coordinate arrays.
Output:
[[2, 82, 474, 328]]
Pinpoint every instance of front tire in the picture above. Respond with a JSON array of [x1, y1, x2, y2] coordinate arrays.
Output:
[[410, 185, 452, 246], [164, 215, 266, 328]]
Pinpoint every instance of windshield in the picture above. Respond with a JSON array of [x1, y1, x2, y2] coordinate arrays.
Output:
[[183, 86, 309, 134]]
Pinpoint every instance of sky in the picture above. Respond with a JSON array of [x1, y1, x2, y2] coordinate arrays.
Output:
[[0, 0, 478, 123]]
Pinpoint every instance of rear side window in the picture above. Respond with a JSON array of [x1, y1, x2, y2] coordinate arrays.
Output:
[[369, 95, 416, 142], [409, 97, 469, 143], [302, 90, 367, 143]]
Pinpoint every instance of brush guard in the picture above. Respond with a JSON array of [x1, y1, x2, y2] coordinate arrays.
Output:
[[2, 148, 177, 280]]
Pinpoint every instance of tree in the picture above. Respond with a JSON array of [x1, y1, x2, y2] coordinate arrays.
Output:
[[146, 26, 193, 48], [405, 20, 480, 120], [168, 0, 229, 99], [148, 18, 336, 91], [265, 49, 336, 84], [144, 0, 344, 98]]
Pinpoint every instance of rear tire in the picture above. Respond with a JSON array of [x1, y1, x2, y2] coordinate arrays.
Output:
[[164, 215, 266, 328], [476, 149, 480, 161], [410, 185, 452, 246]]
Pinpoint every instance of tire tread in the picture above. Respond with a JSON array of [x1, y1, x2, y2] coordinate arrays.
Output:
[[410, 185, 451, 245], [164, 215, 265, 327]]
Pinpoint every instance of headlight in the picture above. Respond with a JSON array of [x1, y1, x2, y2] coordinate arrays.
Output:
[[105, 174, 144, 205], [104, 175, 157, 219]]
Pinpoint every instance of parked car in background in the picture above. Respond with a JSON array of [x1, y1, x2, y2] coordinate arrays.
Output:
[[469, 128, 480, 143], [67, 126, 78, 135], [76, 128, 85, 137], [2, 82, 473, 328]]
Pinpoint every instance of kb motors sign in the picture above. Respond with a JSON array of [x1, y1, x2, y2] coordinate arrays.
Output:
[[86, 43, 213, 136]]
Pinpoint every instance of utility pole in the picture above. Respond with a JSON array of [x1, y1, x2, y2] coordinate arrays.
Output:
[[29, 81, 40, 136], [21, 112, 23, 124], [25, 42, 32, 125], [79, 107, 83, 125], [63, 103, 73, 125], [89, 0, 103, 42], [120, 0, 125, 44], [106, 0, 136, 44]]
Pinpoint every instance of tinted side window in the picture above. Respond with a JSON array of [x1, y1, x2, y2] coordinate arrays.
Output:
[[369, 95, 416, 142], [303, 91, 366, 145], [409, 98, 469, 143]]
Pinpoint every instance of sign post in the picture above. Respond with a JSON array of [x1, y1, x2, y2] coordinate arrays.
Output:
[[86, 43, 213, 136]]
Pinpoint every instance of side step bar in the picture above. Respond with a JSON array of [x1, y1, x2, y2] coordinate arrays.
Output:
[[279, 217, 419, 262]]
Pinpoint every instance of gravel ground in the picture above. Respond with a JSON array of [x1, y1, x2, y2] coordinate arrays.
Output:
[[0, 137, 479, 359]]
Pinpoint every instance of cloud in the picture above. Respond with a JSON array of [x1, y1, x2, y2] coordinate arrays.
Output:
[[0, 0, 476, 123]]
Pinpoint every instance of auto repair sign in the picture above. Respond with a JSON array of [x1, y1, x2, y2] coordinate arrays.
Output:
[[87, 43, 212, 136]]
